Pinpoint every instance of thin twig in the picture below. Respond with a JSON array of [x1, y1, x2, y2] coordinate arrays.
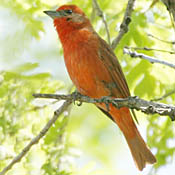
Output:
[[92, 0, 111, 45], [0, 100, 72, 175], [123, 47, 175, 69], [111, 0, 136, 50], [152, 89, 175, 101], [161, 0, 175, 37], [169, 11, 175, 39], [125, 46, 175, 54], [147, 33, 175, 45], [33, 92, 175, 121]]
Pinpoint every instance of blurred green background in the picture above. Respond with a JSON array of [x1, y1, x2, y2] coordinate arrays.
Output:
[[0, 0, 175, 174]]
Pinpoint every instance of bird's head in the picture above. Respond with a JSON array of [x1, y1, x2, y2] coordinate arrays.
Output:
[[44, 5, 91, 31]]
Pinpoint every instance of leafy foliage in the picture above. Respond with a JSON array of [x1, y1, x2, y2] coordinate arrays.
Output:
[[0, 64, 70, 174]]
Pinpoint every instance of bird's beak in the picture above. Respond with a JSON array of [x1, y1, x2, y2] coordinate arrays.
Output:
[[43, 10, 64, 19]]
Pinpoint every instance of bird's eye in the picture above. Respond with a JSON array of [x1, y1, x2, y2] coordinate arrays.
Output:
[[65, 9, 73, 15]]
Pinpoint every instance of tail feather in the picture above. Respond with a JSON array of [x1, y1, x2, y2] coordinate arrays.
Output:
[[110, 106, 156, 171], [125, 129, 156, 171]]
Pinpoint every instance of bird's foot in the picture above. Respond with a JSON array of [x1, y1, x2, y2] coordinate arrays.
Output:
[[101, 96, 111, 112], [71, 91, 83, 106]]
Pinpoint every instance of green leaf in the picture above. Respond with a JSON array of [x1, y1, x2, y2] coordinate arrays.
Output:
[[134, 72, 156, 97], [0, 86, 7, 98], [44, 115, 67, 145], [27, 72, 51, 79], [13, 62, 39, 73]]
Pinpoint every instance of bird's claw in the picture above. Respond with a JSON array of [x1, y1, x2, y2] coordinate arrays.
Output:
[[77, 101, 83, 106], [101, 96, 110, 112], [71, 91, 83, 106]]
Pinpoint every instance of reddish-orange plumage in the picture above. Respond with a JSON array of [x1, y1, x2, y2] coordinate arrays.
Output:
[[44, 4, 156, 170]]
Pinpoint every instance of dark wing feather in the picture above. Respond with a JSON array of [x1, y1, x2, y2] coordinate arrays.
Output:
[[98, 107, 114, 122], [98, 37, 130, 98]]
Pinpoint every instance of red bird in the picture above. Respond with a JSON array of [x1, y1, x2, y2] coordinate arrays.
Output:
[[44, 4, 156, 170]]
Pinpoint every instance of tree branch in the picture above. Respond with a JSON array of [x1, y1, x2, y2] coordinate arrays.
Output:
[[152, 89, 175, 102], [0, 100, 72, 175], [147, 33, 175, 45], [125, 46, 175, 54], [123, 47, 175, 70], [92, 0, 111, 45], [4, 92, 174, 174], [33, 92, 175, 121], [111, 0, 136, 50]]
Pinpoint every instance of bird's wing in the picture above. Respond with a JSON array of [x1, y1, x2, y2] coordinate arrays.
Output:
[[98, 36, 130, 98], [97, 36, 138, 123]]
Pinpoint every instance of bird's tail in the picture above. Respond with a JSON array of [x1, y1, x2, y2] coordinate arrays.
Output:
[[110, 106, 156, 171]]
